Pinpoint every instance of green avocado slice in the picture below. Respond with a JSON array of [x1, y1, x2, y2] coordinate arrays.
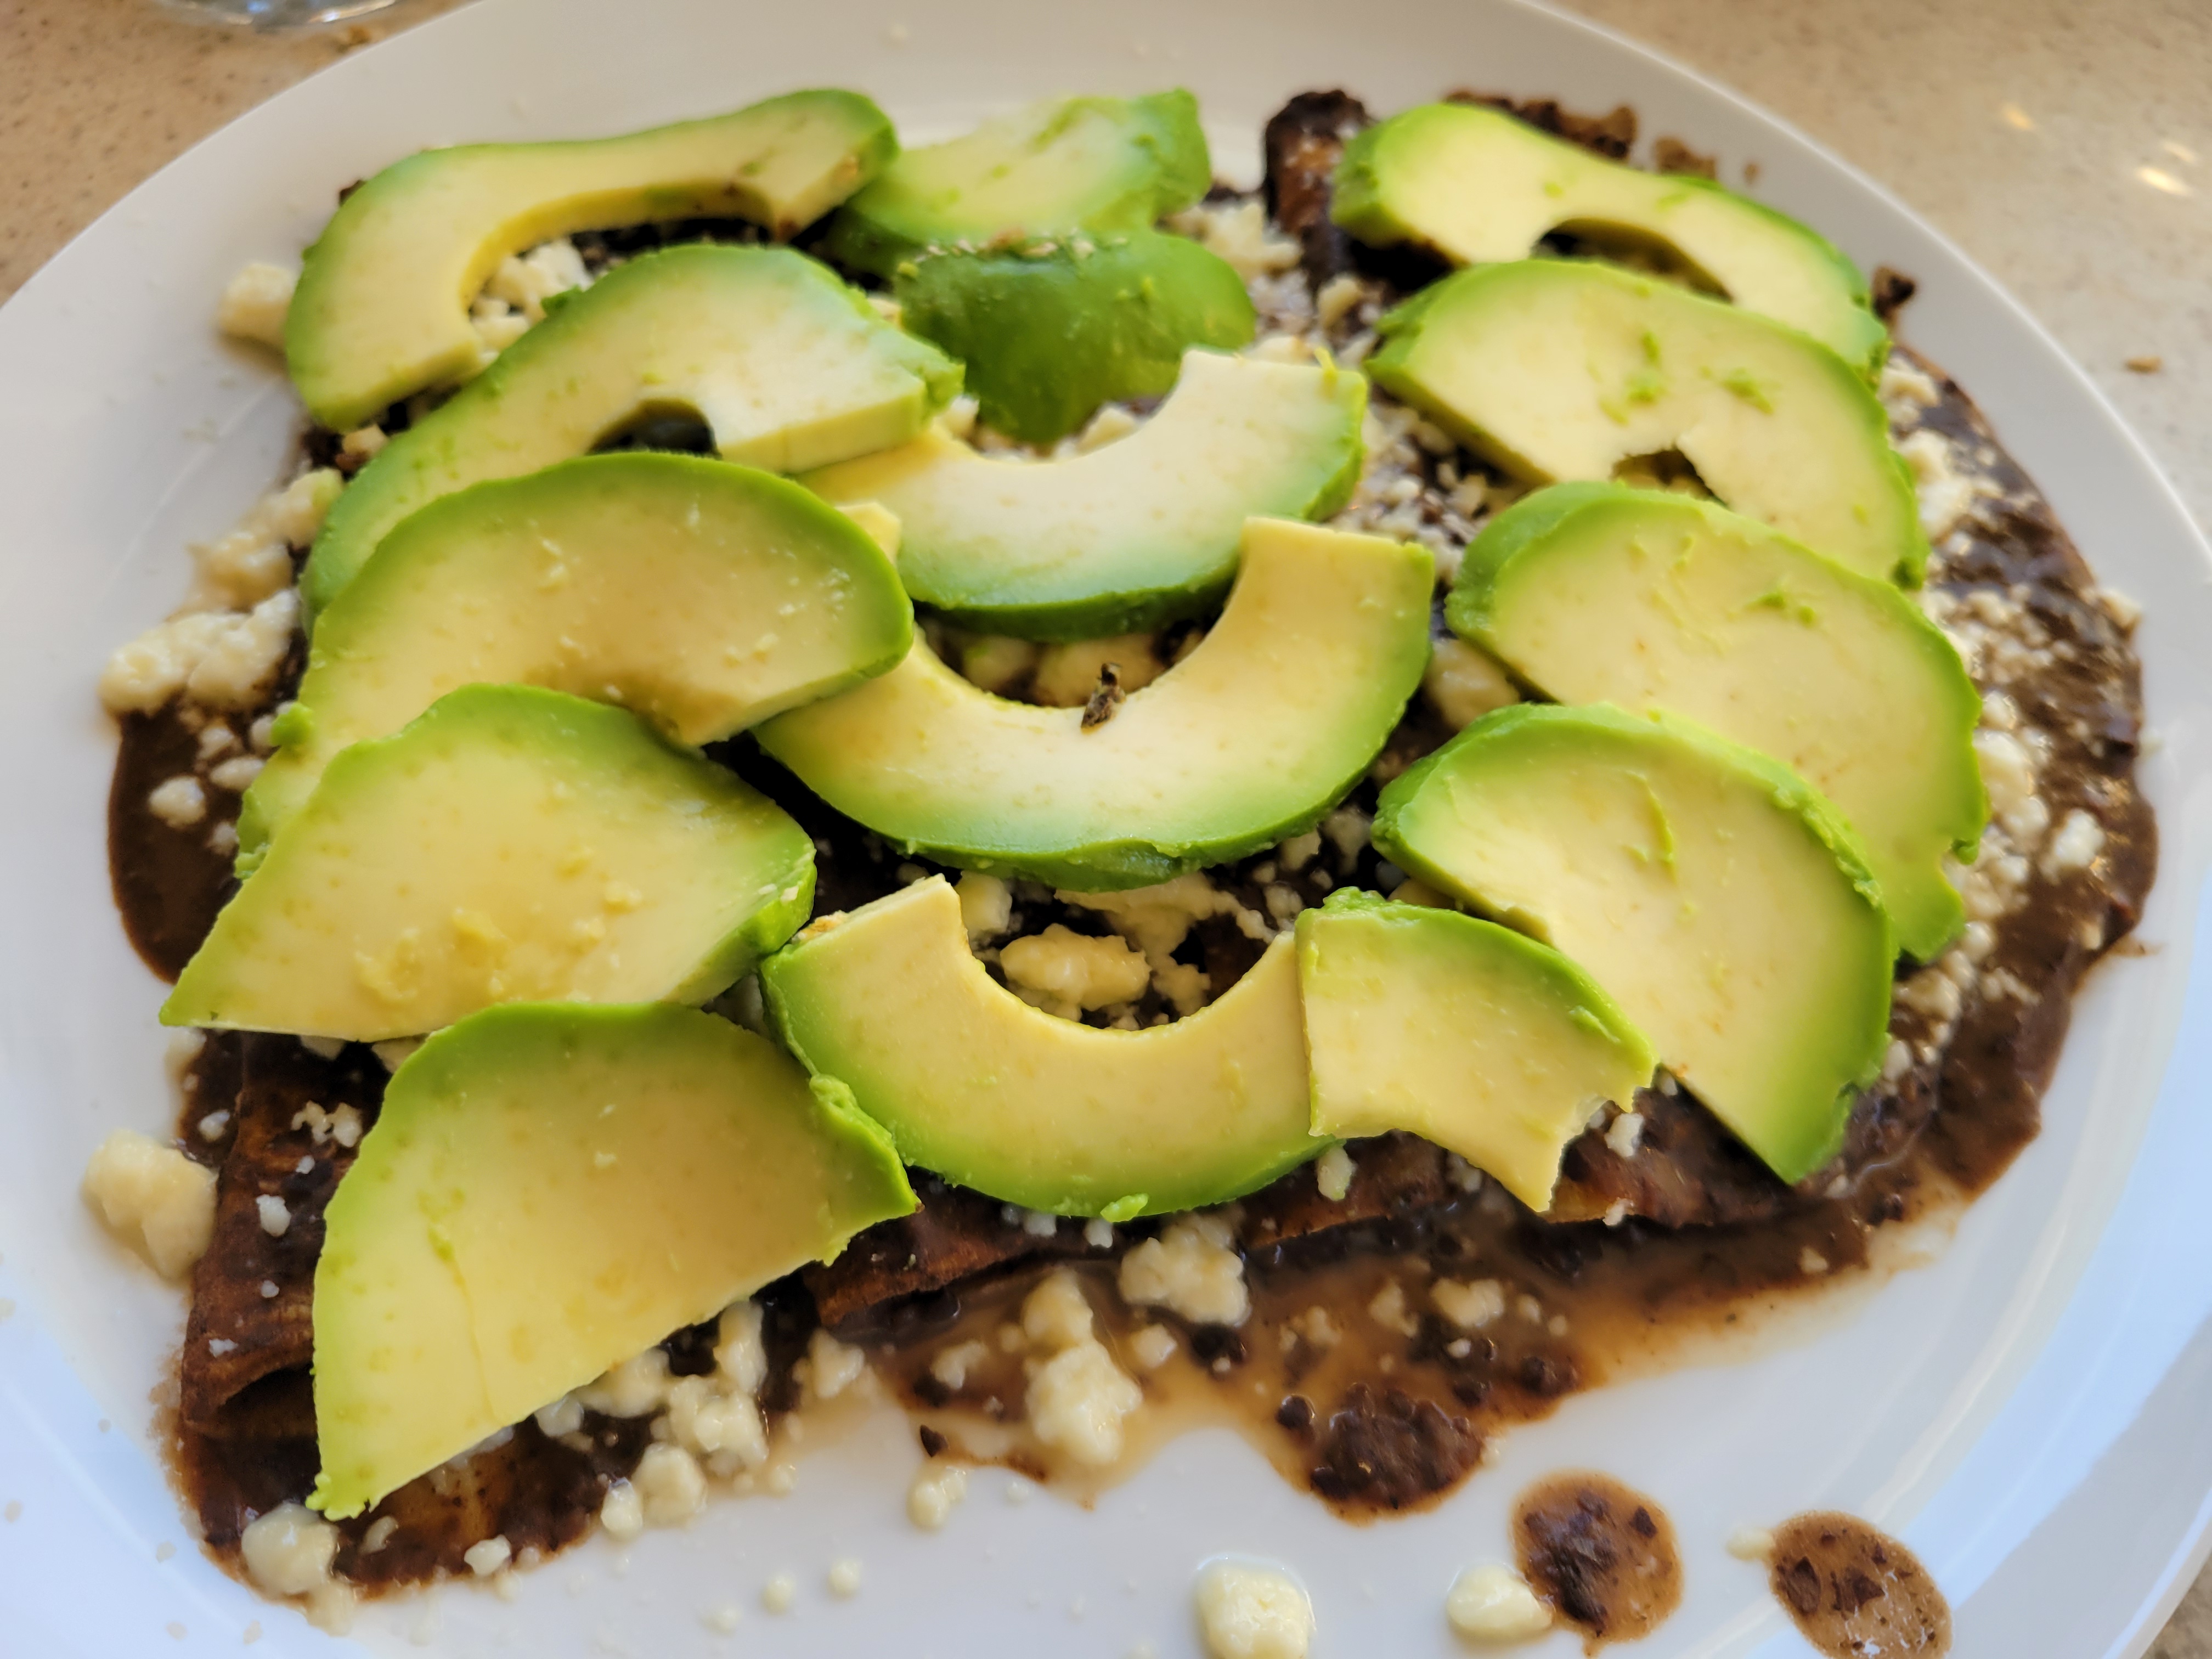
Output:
[[1374, 703, 1893, 1184], [286, 91, 898, 431], [1295, 891, 1657, 1212], [756, 518, 1432, 887], [1332, 103, 1887, 376], [821, 91, 1210, 278], [893, 230, 1257, 443], [165, 685, 812, 1042], [309, 1002, 912, 1519], [300, 244, 960, 624], [762, 877, 1324, 1217], [800, 352, 1366, 639], [1452, 483, 1985, 960], [237, 452, 910, 868], [1367, 258, 1926, 584]]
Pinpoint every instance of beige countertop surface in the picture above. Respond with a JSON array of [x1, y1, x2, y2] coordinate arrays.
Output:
[[3, 0, 2208, 1648]]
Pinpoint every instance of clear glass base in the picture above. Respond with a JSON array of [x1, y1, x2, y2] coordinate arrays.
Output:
[[156, 0, 398, 29]]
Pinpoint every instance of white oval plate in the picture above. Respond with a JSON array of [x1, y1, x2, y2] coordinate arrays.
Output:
[[3, 1, 2210, 1654]]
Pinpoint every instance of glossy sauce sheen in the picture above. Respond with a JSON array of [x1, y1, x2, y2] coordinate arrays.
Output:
[[1769, 1511, 1952, 1657], [1514, 1473, 1682, 1652]]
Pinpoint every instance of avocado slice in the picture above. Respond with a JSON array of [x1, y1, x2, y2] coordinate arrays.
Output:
[[762, 877, 1323, 1217], [1452, 483, 1985, 960], [300, 244, 960, 623], [1373, 704, 1892, 1184], [757, 517, 1432, 886], [237, 452, 910, 866], [800, 354, 1367, 638], [286, 91, 898, 431], [821, 92, 1210, 278], [165, 685, 812, 1041], [309, 1002, 912, 1519], [1367, 259, 1926, 584], [893, 230, 1256, 443], [1332, 103, 1887, 376], [1295, 891, 1657, 1211]]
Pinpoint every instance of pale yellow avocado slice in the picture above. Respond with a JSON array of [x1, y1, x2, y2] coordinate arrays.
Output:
[[309, 1002, 913, 1518], [164, 685, 813, 1041], [1367, 259, 1926, 584], [800, 351, 1367, 639], [236, 452, 910, 867], [287, 91, 896, 430], [1374, 703, 1893, 1184], [1331, 103, 1888, 375], [300, 244, 960, 622], [761, 877, 1325, 1217], [755, 518, 1434, 887], [1296, 891, 1657, 1211]]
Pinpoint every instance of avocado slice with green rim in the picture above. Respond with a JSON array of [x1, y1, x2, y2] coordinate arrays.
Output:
[[1452, 483, 1985, 960], [301, 244, 960, 624], [1295, 891, 1657, 1211], [822, 92, 1210, 278], [309, 1001, 912, 1519], [763, 877, 1324, 1217], [1367, 259, 1925, 584], [1374, 703, 1893, 1184], [238, 452, 910, 868], [892, 230, 1256, 443], [801, 353, 1366, 639], [165, 685, 812, 1041], [287, 91, 898, 431], [1332, 103, 1887, 376], [757, 517, 1432, 887]]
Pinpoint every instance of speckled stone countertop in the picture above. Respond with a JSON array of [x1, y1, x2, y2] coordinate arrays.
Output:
[[3, 0, 2208, 1646]]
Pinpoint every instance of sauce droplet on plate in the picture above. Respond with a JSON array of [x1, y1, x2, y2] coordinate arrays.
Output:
[[1767, 1511, 1951, 1657], [1513, 1471, 1681, 1652]]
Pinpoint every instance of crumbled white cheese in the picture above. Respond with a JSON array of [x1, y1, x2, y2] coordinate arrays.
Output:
[[1001, 924, 1152, 1019], [1431, 1278, 1507, 1330], [1877, 359, 1940, 412], [1085, 1216, 1115, 1249], [802, 1328, 867, 1402], [99, 613, 229, 714], [1604, 1110, 1645, 1159], [929, 1338, 990, 1392], [1726, 1525, 1777, 1561], [908, 1463, 969, 1531], [239, 1502, 339, 1598], [957, 871, 1014, 940], [484, 238, 591, 321], [827, 1558, 864, 1599], [1315, 273, 1367, 331], [2044, 808, 2106, 876], [1899, 428, 1988, 540], [1127, 1324, 1179, 1371], [464, 1534, 512, 1577], [196, 721, 238, 760], [2098, 586, 2143, 630], [634, 1443, 707, 1527], [1799, 1248, 1831, 1275], [339, 425, 388, 464], [1027, 1338, 1144, 1467], [206, 754, 264, 793], [1444, 1562, 1552, 1643], [1276, 830, 1322, 872], [665, 1375, 768, 1469], [1289, 1305, 1342, 1352], [147, 776, 208, 829], [599, 1480, 645, 1541], [1368, 1279, 1421, 1337], [255, 1194, 291, 1238], [1424, 637, 1521, 730], [1119, 1212, 1249, 1326], [1321, 806, 1371, 873], [1193, 1561, 1313, 1659], [579, 1347, 673, 1418], [1313, 1145, 1355, 1202], [81, 1130, 216, 1279], [186, 587, 301, 710], [1031, 633, 1166, 707], [534, 1393, 586, 1438], [217, 262, 297, 349], [1023, 1271, 1098, 1350], [761, 1572, 797, 1614], [702, 1603, 743, 1635], [1168, 200, 1304, 282]]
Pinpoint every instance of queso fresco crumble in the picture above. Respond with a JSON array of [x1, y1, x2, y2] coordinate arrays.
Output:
[[85, 81, 2150, 1649]]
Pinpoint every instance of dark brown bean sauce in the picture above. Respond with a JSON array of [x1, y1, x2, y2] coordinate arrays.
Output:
[[1768, 1511, 1951, 1657], [1514, 1474, 1682, 1651], [109, 91, 2155, 1604]]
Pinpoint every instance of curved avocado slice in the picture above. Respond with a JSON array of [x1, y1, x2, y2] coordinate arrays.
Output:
[[165, 685, 812, 1042], [1373, 703, 1893, 1184], [1452, 483, 1985, 960], [822, 92, 1211, 278], [893, 230, 1257, 443], [237, 453, 910, 867], [761, 877, 1324, 1217], [757, 518, 1432, 887], [309, 1002, 912, 1519], [301, 245, 960, 623], [286, 91, 898, 431], [800, 353, 1367, 639], [1367, 259, 1926, 584], [1332, 103, 1887, 376], [1295, 891, 1656, 1211]]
